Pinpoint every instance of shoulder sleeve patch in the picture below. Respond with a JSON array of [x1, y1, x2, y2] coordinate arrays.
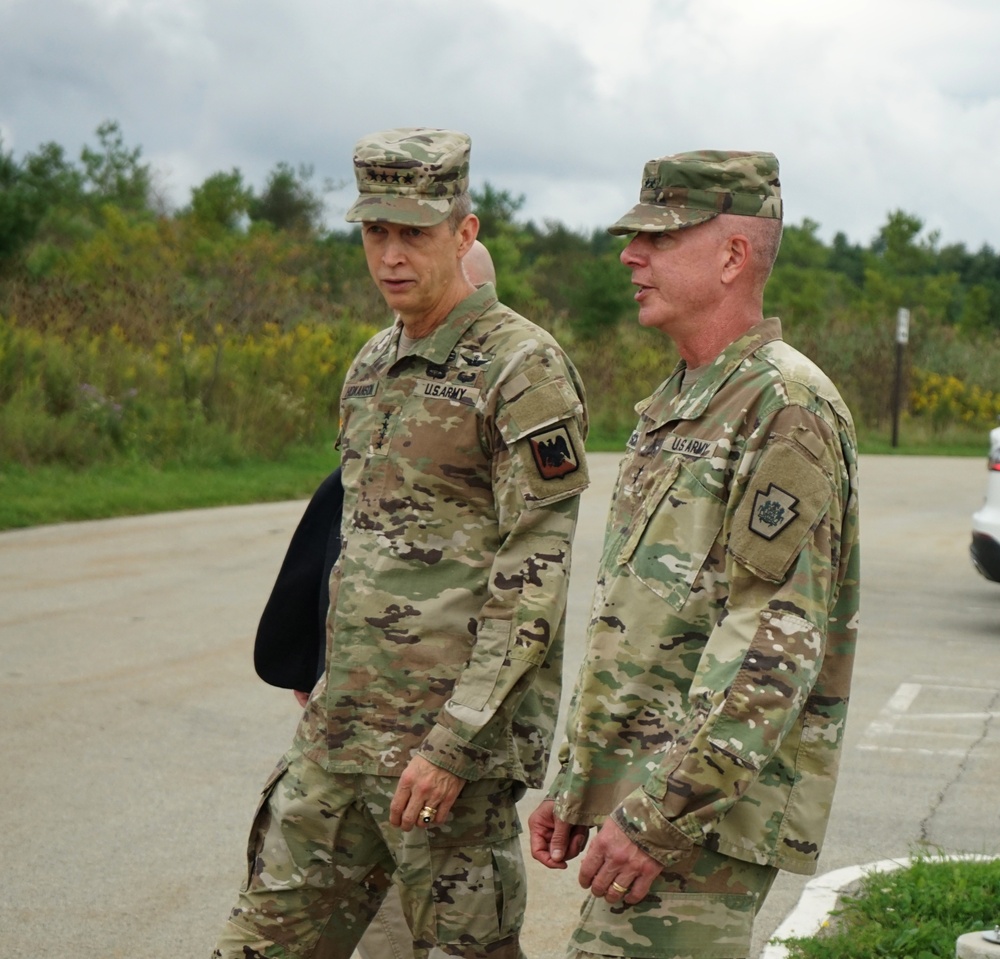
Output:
[[496, 379, 589, 508], [729, 440, 833, 583], [528, 424, 582, 480], [499, 379, 583, 441], [517, 417, 589, 507]]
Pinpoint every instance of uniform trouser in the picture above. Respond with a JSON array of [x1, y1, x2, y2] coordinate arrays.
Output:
[[212, 748, 526, 959], [354, 885, 420, 959], [567, 844, 778, 959]]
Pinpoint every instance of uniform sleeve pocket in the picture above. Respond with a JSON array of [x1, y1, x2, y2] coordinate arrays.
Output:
[[495, 379, 589, 508], [449, 618, 512, 711]]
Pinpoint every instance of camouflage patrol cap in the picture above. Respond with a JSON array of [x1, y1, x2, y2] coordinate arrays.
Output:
[[608, 150, 782, 236], [345, 127, 471, 227]]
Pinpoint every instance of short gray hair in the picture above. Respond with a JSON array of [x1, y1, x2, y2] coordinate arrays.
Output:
[[446, 192, 473, 232], [718, 214, 783, 289]]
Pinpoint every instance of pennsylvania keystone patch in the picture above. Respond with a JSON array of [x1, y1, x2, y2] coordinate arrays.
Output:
[[730, 439, 833, 583], [749, 484, 799, 540]]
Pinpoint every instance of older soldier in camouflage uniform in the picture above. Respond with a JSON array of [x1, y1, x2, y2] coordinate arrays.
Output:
[[213, 128, 589, 959], [529, 151, 860, 959]]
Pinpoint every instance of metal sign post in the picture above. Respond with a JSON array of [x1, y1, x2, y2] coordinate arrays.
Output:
[[891, 308, 910, 449]]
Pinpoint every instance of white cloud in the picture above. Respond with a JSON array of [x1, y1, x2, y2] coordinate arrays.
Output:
[[1, 0, 998, 247]]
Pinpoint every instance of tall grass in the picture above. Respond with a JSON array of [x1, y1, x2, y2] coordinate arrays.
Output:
[[0, 314, 373, 467], [4, 308, 999, 472], [780, 854, 1000, 959]]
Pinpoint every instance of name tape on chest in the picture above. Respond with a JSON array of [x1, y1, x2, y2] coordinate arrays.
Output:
[[627, 430, 719, 459], [414, 378, 481, 405], [344, 381, 378, 399], [666, 433, 718, 459]]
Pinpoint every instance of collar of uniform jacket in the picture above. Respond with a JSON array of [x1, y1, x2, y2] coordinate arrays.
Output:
[[385, 282, 498, 368], [641, 316, 784, 430]]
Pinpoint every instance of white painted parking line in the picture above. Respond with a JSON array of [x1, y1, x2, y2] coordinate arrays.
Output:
[[860, 682, 999, 755], [866, 682, 921, 735], [857, 744, 968, 756]]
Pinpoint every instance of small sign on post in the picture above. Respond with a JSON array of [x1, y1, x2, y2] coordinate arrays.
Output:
[[892, 308, 910, 448], [896, 307, 910, 345]]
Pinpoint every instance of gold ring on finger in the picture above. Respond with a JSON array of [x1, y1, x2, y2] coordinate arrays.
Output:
[[610, 880, 630, 894], [420, 805, 438, 823]]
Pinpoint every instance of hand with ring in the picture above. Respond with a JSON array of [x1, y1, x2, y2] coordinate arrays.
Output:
[[578, 818, 664, 903], [389, 756, 465, 831]]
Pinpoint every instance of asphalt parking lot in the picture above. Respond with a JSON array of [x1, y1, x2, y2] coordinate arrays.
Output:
[[2, 453, 998, 958]]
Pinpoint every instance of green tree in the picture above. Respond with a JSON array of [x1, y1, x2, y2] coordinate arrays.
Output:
[[871, 210, 936, 277], [188, 169, 253, 233], [564, 249, 632, 339], [776, 218, 829, 270], [249, 162, 325, 234], [828, 231, 865, 288], [0, 141, 34, 264], [21, 141, 85, 212], [765, 219, 859, 328], [0, 139, 87, 268], [958, 284, 993, 334], [471, 182, 525, 239], [80, 120, 151, 213]]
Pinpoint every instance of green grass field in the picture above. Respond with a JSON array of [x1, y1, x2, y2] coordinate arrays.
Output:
[[780, 854, 1000, 959], [0, 424, 987, 532], [0, 445, 340, 530]]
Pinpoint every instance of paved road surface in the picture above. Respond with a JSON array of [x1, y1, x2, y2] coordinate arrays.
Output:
[[1, 454, 998, 958]]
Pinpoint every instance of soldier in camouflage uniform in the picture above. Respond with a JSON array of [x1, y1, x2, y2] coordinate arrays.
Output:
[[529, 151, 860, 959], [212, 127, 589, 959]]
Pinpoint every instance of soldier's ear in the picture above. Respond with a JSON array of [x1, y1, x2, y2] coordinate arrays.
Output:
[[455, 214, 479, 260], [720, 233, 751, 285]]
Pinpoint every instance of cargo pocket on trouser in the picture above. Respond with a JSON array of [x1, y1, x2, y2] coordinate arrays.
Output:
[[396, 778, 525, 954], [570, 889, 757, 959], [428, 833, 526, 949], [242, 755, 291, 892]]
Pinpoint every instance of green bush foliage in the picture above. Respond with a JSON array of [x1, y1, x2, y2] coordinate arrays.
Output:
[[3, 122, 1000, 471], [781, 855, 1000, 959]]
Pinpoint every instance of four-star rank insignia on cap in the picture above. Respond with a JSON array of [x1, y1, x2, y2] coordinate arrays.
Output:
[[749, 483, 799, 540], [529, 425, 580, 480]]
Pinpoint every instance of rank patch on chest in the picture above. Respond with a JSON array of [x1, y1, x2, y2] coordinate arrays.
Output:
[[749, 484, 799, 540], [528, 425, 580, 480]]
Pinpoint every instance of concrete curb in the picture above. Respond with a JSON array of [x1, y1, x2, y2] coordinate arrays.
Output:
[[761, 855, 997, 959]]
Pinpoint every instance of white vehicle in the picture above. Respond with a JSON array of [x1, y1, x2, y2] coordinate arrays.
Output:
[[970, 421, 1000, 582]]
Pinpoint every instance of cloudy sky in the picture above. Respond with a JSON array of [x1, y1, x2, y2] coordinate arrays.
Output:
[[2, 0, 999, 249]]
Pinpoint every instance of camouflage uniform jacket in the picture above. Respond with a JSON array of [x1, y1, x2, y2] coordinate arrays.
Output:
[[551, 317, 860, 875], [295, 283, 589, 789]]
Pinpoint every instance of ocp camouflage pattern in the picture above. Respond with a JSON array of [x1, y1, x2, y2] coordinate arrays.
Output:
[[608, 150, 783, 235], [214, 750, 525, 959], [345, 127, 471, 226], [295, 282, 590, 789], [569, 843, 776, 959], [551, 317, 860, 876]]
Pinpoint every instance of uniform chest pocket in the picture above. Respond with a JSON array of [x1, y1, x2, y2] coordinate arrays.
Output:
[[617, 459, 726, 612]]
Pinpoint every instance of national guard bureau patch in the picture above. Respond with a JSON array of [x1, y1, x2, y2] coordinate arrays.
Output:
[[749, 484, 799, 540], [529, 425, 580, 480]]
